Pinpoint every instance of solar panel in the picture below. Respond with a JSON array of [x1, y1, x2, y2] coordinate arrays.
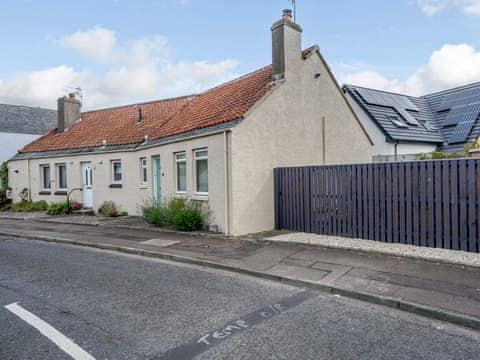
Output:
[[356, 88, 420, 126], [438, 87, 480, 111], [449, 120, 478, 144]]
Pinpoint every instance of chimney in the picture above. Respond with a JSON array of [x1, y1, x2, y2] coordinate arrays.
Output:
[[271, 9, 303, 81], [57, 93, 81, 133]]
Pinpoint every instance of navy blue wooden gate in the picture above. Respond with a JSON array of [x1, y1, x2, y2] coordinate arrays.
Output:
[[274, 159, 480, 253]]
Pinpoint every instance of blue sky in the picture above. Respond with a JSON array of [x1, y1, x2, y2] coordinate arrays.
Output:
[[0, 0, 479, 109]]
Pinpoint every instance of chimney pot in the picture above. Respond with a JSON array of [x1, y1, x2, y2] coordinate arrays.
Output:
[[282, 9, 293, 20]]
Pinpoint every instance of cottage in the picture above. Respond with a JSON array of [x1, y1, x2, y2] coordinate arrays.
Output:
[[0, 103, 56, 164], [8, 10, 372, 235], [344, 82, 480, 162]]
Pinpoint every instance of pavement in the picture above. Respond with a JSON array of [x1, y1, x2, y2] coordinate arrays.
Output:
[[1, 238, 480, 359], [0, 217, 479, 332]]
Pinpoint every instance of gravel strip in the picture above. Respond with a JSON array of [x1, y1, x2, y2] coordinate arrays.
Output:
[[266, 233, 480, 268]]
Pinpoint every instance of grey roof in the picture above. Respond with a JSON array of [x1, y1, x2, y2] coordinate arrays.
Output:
[[344, 82, 480, 151], [344, 85, 443, 144], [0, 103, 56, 135]]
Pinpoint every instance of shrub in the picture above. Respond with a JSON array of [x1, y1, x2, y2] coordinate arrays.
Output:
[[11, 200, 49, 212], [0, 162, 8, 191], [171, 203, 206, 231], [47, 201, 72, 215], [98, 201, 119, 217], [142, 198, 207, 231], [119, 211, 128, 217], [142, 201, 168, 226]]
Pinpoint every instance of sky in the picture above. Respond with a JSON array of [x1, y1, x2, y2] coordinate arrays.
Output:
[[0, 0, 479, 110]]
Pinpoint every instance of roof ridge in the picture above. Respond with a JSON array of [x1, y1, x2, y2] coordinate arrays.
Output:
[[344, 84, 417, 99], [0, 103, 56, 112], [81, 94, 197, 115], [421, 81, 480, 98], [197, 65, 273, 95]]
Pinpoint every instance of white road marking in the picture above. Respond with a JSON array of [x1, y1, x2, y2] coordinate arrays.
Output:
[[5, 302, 95, 360]]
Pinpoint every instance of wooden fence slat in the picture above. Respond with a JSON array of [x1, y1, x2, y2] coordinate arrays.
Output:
[[459, 160, 468, 251], [434, 161, 443, 249], [352, 166, 358, 238], [386, 163, 393, 243], [451, 161, 459, 250], [419, 161, 427, 247], [427, 162, 435, 248], [398, 163, 406, 244], [468, 160, 477, 252], [412, 162, 420, 246], [367, 164, 374, 240], [392, 163, 399, 243], [443, 162, 451, 249]]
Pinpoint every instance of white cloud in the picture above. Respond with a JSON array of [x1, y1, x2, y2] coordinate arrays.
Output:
[[59, 26, 118, 64], [340, 43, 480, 96], [0, 26, 238, 109], [415, 0, 480, 16]]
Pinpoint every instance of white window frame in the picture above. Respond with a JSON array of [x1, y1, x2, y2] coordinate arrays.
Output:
[[140, 157, 148, 185], [40, 164, 51, 191], [194, 148, 208, 195], [56, 163, 67, 191], [175, 152, 187, 193], [111, 160, 123, 185]]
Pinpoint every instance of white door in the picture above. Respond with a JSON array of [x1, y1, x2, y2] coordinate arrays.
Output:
[[82, 163, 93, 208]]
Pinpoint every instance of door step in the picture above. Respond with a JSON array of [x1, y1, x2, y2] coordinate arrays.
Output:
[[73, 208, 95, 216]]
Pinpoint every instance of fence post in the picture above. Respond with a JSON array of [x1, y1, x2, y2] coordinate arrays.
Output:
[[274, 168, 281, 230]]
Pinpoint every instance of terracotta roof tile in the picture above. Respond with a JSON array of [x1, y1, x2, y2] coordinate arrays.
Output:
[[20, 65, 275, 154]]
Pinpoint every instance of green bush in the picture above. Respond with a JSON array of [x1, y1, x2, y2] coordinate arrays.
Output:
[[142, 200, 169, 226], [119, 211, 128, 217], [47, 201, 72, 215], [11, 200, 49, 212], [142, 198, 207, 231], [98, 201, 119, 217], [171, 203, 205, 231]]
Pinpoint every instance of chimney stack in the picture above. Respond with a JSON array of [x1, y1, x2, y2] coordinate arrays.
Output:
[[57, 93, 81, 133], [271, 9, 303, 81]]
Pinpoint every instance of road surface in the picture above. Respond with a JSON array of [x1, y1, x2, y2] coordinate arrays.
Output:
[[0, 236, 478, 359]]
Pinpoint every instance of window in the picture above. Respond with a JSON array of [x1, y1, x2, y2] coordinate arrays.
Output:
[[140, 158, 147, 184], [111, 160, 122, 184], [194, 149, 208, 194], [56, 164, 67, 190], [387, 115, 408, 128], [175, 152, 187, 192], [40, 165, 51, 191]]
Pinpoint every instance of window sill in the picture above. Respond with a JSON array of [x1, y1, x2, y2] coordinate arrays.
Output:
[[54, 191, 68, 196], [173, 192, 188, 199], [139, 184, 148, 189], [39, 191, 51, 196], [192, 194, 209, 202], [109, 184, 123, 189]]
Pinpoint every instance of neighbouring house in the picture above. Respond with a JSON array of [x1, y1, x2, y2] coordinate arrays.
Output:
[[0, 103, 56, 164], [343, 82, 480, 162], [8, 10, 372, 235]]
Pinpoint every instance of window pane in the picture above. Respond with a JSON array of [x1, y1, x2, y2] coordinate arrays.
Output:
[[58, 165, 67, 189], [196, 159, 208, 193], [113, 162, 122, 182], [176, 152, 186, 161], [43, 166, 51, 189], [195, 150, 208, 159], [177, 162, 186, 191], [140, 158, 147, 183]]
